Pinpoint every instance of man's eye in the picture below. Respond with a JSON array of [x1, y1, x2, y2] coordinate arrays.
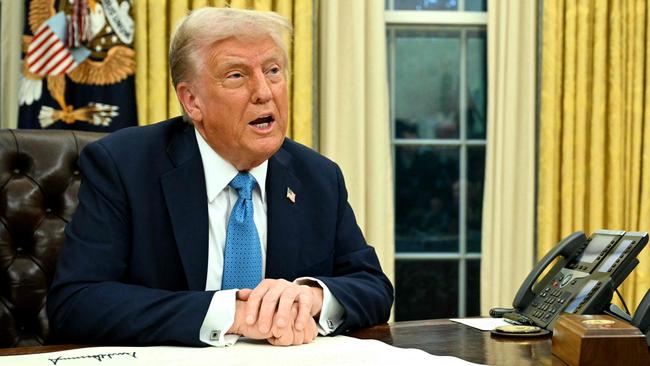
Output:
[[268, 67, 281, 75], [227, 73, 243, 79]]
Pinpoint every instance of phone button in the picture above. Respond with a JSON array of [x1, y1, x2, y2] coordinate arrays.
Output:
[[560, 274, 573, 288]]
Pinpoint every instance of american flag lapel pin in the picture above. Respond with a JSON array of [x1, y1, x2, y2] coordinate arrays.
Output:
[[286, 187, 296, 203]]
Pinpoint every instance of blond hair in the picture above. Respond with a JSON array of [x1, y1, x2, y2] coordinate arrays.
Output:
[[169, 7, 293, 88]]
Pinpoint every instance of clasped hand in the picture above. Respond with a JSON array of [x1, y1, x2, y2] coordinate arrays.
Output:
[[229, 279, 324, 346]]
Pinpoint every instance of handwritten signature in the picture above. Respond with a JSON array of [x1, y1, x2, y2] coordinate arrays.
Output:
[[48, 352, 137, 365]]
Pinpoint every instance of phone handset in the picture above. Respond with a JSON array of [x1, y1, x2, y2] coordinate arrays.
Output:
[[513, 231, 587, 310]]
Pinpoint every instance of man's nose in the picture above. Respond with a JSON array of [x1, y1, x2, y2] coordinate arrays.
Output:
[[250, 71, 272, 104]]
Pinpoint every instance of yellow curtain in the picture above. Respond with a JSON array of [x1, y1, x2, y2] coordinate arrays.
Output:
[[539, 0, 650, 312], [133, 0, 313, 147]]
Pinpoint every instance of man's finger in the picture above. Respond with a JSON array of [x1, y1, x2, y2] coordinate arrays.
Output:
[[305, 317, 318, 343], [292, 327, 305, 345], [257, 282, 289, 333], [245, 281, 271, 325], [274, 286, 301, 328], [289, 305, 306, 345], [269, 319, 294, 346], [237, 289, 253, 301], [294, 289, 313, 331]]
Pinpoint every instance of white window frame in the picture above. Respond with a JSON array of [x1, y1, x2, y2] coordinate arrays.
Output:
[[386, 4, 488, 318]]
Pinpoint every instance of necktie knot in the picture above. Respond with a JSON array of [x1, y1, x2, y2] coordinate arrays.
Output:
[[229, 172, 256, 200]]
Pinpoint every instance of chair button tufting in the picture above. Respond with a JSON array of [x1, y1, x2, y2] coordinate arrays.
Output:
[[0, 129, 107, 348]]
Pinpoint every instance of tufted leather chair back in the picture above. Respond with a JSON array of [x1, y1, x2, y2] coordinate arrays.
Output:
[[0, 129, 106, 347]]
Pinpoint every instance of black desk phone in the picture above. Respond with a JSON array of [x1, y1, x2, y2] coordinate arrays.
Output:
[[491, 230, 650, 336]]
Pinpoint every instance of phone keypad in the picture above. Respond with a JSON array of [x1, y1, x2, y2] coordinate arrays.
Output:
[[528, 287, 572, 324]]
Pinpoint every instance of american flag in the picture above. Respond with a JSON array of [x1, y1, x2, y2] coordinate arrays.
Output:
[[26, 12, 88, 77], [286, 187, 296, 203]]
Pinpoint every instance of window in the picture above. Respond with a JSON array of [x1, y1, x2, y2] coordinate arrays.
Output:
[[386, 0, 488, 320]]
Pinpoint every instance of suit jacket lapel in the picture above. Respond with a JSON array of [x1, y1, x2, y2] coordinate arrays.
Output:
[[266, 142, 302, 280], [160, 124, 209, 291]]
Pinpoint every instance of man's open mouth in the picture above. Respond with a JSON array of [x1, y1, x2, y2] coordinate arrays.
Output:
[[249, 115, 274, 130]]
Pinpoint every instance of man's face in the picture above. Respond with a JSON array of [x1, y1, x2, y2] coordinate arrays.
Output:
[[187, 36, 288, 170]]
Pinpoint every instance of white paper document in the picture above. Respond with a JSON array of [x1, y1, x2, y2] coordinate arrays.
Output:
[[0, 335, 485, 366], [450, 317, 511, 331]]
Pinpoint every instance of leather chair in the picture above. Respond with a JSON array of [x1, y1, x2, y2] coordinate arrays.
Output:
[[0, 129, 106, 347]]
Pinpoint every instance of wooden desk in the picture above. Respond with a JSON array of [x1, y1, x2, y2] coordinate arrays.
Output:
[[0, 319, 565, 365], [350, 319, 566, 366]]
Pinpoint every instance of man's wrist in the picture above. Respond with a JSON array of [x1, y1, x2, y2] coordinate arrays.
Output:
[[294, 277, 345, 335], [293, 278, 325, 318], [309, 286, 324, 318]]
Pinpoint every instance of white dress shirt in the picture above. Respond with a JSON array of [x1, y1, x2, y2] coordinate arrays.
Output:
[[194, 130, 344, 346]]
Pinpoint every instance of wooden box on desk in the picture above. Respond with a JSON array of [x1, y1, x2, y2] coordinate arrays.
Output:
[[552, 314, 649, 366]]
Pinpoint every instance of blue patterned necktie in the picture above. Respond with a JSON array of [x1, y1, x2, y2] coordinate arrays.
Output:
[[221, 171, 263, 290]]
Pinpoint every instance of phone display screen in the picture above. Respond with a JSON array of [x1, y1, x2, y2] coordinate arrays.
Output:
[[564, 280, 599, 313], [597, 239, 633, 273], [576, 235, 612, 264]]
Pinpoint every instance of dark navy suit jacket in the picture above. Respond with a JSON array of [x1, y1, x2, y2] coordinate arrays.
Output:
[[47, 117, 393, 346]]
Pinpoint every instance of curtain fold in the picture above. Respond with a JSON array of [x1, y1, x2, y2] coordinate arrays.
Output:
[[133, 0, 313, 146], [319, 0, 395, 290], [539, 0, 650, 312], [0, 0, 24, 129], [480, 0, 537, 315]]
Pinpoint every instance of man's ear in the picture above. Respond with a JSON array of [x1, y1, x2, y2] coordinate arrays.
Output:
[[176, 82, 203, 122]]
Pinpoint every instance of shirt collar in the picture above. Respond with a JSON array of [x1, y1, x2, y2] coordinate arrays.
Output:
[[194, 129, 268, 203]]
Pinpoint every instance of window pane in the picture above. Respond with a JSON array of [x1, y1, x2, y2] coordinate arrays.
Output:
[[395, 29, 460, 139], [467, 146, 485, 253], [466, 30, 487, 139], [394, 0, 458, 11], [395, 146, 459, 252], [465, 0, 488, 11], [466, 259, 481, 316], [395, 260, 459, 320]]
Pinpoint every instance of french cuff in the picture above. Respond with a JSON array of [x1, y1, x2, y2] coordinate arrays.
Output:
[[294, 277, 345, 335], [199, 289, 240, 346]]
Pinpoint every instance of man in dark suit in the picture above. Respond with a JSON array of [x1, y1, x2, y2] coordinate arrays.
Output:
[[47, 7, 393, 347]]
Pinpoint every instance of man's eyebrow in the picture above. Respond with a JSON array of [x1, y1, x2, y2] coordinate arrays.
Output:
[[215, 54, 284, 69], [217, 59, 248, 69]]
